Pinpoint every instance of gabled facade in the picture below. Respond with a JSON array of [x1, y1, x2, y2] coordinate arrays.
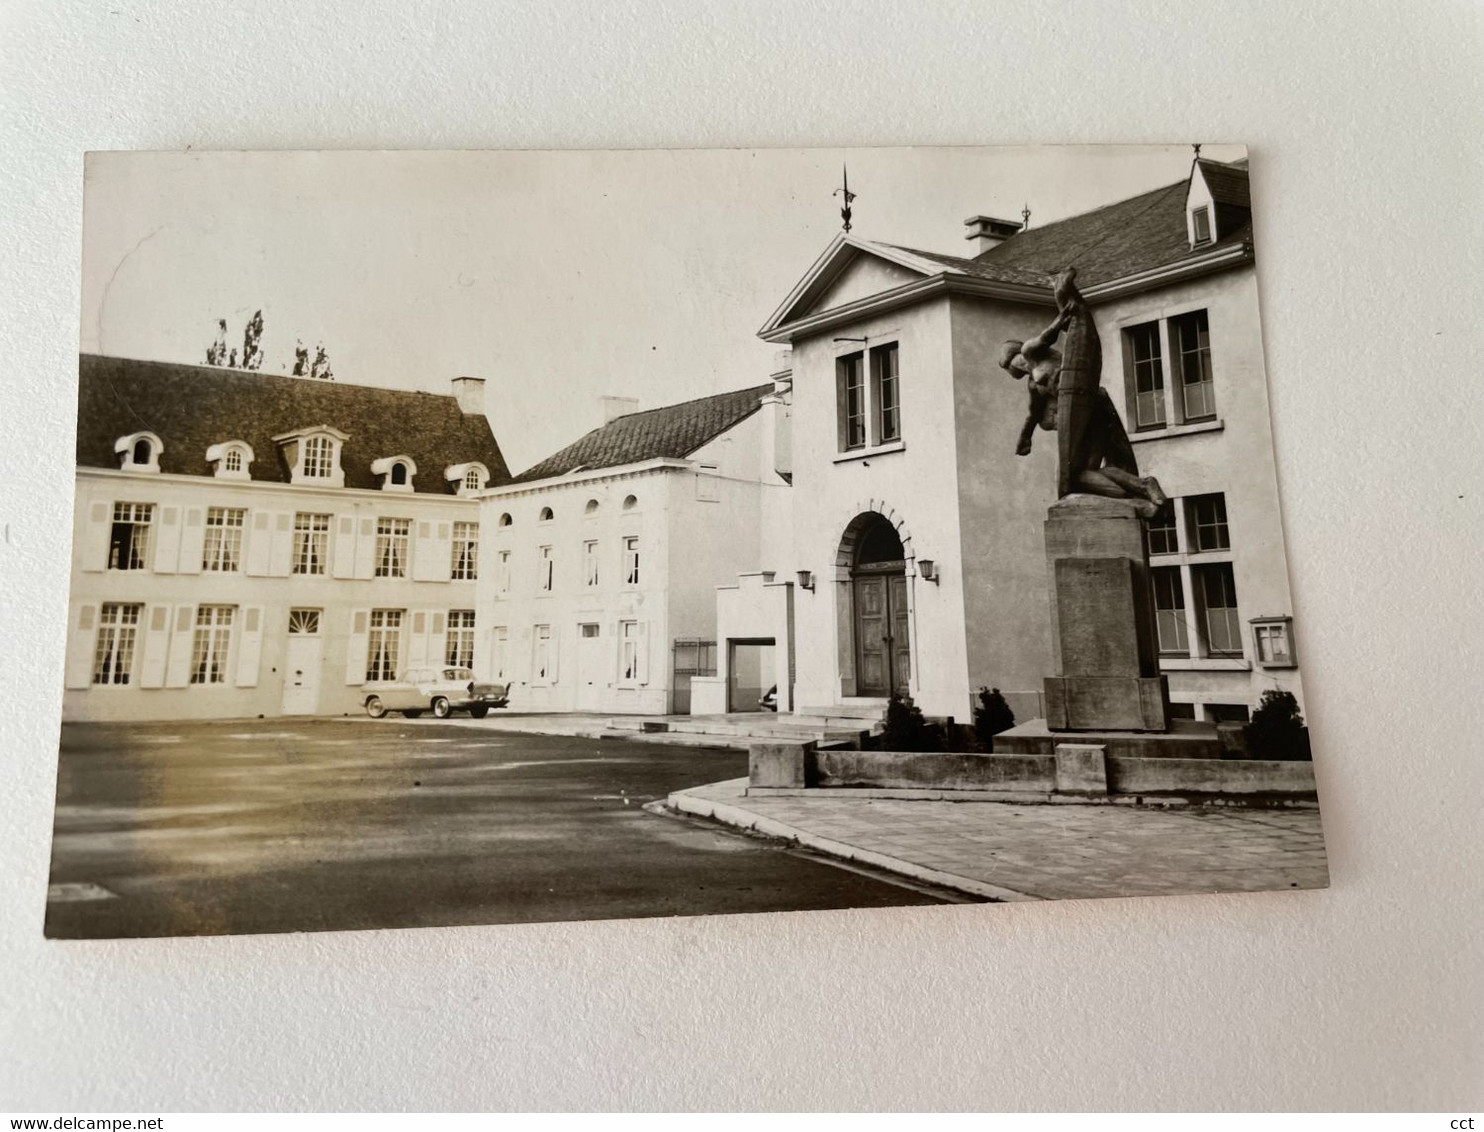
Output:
[[723, 158, 1302, 725], [474, 384, 791, 715], [64, 355, 511, 721]]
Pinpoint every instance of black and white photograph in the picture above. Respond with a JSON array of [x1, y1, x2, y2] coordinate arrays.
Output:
[[49, 144, 1327, 940]]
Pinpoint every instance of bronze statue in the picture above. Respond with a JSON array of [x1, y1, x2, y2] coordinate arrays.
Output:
[[998, 268, 1167, 518]]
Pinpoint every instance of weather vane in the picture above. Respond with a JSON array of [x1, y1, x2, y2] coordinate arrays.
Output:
[[1192, 143, 1202, 160], [833, 164, 857, 233], [1022, 201, 1032, 230]]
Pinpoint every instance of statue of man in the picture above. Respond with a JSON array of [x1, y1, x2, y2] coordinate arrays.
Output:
[[998, 268, 1168, 518]]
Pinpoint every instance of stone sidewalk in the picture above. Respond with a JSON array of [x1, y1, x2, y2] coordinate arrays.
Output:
[[665, 778, 1330, 902]]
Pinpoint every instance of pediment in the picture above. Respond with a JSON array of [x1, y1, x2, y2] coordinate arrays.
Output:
[[760, 235, 947, 338]]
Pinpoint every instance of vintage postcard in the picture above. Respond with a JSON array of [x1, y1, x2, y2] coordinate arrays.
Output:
[[49, 145, 1326, 938]]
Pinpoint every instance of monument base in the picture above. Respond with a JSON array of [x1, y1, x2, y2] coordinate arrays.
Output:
[[1045, 674, 1169, 732]]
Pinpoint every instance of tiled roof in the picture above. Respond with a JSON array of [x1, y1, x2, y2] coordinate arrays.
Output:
[[1198, 158, 1251, 208], [960, 161, 1252, 289], [513, 384, 774, 483], [76, 354, 511, 492]]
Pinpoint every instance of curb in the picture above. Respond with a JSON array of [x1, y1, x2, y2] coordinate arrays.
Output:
[[663, 780, 1042, 903]]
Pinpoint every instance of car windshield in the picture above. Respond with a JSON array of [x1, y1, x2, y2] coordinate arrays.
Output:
[[445, 668, 473, 681]]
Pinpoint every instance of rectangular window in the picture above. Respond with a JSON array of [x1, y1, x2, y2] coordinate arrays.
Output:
[[374, 518, 411, 578], [1207, 703, 1251, 723], [92, 602, 142, 685], [292, 512, 331, 575], [366, 609, 403, 681], [1126, 322, 1165, 429], [1152, 567, 1190, 656], [446, 610, 476, 668], [583, 540, 599, 587], [189, 604, 235, 685], [580, 623, 600, 638], [533, 624, 552, 681], [1173, 309, 1216, 420], [1188, 493, 1230, 552], [496, 549, 511, 595], [451, 521, 479, 581], [1192, 206, 1213, 245], [871, 343, 900, 444], [623, 536, 640, 586], [108, 502, 154, 570], [1146, 501, 1178, 556], [838, 352, 866, 450], [492, 625, 508, 679], [1168, 701, 1198, 721], [302, 435, 334, 479], [538, 545, 554, 592], [202, 507, 246, 572], [1253, 620, 1295, 667], [619, 620, 640, 683], [1194, 563, 1242, 657]]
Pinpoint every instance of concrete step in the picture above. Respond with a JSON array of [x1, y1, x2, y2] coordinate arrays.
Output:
[[793, 700, 889, 722]]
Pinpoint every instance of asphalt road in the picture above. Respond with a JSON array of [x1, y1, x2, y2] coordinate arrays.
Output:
[[45, 718, 952, 938]]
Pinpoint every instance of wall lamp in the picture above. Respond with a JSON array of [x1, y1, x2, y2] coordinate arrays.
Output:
[[918, 559, 940, 584], [796, 570, 815, 591]]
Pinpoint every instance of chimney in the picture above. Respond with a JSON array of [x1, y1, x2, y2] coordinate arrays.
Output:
[[964, 215, 1023, 255], [450, 375, 485, 416], [600, 395, 639, 424]]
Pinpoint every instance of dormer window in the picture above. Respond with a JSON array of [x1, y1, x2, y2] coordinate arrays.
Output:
[[115, 432, 163, 474], [274, 426, 348, 488], [371, 455, 417, 493], [1192, 206, 1213, 246], [444, 462, 491, 497], [539, 506, 554, 522], [206, 441, 254, 480]]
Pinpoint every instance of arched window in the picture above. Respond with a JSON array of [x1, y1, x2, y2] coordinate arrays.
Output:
[[622, 494, 638, 511], [464, 468, 483, 491], [499, 513, 513, 527], [132, 439, 151, 465], [585, 499, 600, 515], [303, 436, 334, 479], [539, 506, 554, 522], [391, 462, 408, 486], [223, 448, 242, 472], [115, 431, 163, 473]]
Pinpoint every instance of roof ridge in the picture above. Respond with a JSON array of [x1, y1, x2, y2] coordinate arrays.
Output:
[[598, 381, 774, 423], [79, 352, 458, 401]]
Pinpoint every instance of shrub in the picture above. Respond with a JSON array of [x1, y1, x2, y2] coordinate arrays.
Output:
[[1244, 690, 1312, 761], [974, 686, 1016, 752], [881, 692, 944, 752]]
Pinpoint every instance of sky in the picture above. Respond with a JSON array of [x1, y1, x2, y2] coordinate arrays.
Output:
[[81, 144, 1246, 474]]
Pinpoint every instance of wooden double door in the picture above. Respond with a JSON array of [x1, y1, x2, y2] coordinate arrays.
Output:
[[853, 569, 910, 697]]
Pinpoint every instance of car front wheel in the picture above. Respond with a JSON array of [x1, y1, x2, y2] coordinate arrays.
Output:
[[365, 696, 387, 719], [431, 696, 452, 719]]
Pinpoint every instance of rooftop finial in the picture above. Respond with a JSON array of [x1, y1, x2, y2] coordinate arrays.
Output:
[[1192, 143, 1202, 161], [833, 164, 857, 233], [1021, 202, 1031, 230]]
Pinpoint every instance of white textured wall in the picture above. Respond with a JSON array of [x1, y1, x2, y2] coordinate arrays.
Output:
[[2, 0, 1481, 1112]]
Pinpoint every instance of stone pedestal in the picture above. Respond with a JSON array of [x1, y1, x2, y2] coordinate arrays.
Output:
[[1043, 495, 1170, 732]]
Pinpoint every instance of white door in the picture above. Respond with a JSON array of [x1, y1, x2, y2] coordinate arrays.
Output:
[[281, 609, 324, 715], [576, 623, 604, 711]]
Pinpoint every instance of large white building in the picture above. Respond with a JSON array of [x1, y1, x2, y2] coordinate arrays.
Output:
[[710, 157, 1303, 725], [473, 384, 793, 715], [63, 355, 509, 721]]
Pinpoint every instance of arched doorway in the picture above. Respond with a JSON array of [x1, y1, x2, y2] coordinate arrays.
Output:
[[841, 512, 911, 697]]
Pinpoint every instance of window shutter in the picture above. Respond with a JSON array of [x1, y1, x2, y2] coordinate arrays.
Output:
[[637, 621, 650, 685], [345, 609, 370, 685], [177, 509, 205, 575], [235, 606, 264, 687], [411, 520, 435, 581], [244, 511, 273, 575], [332, 515, 357, 578], [152, 505, 181, 574], [138, 604, 171, 688], [268, 512, 294, 576], [408, 610, 429, 665], [64, 604, 98, 689], [434, 523, 452, 582], [549, 625, 560, 683], [79, 502, 109, 573], [353, 517, 376, 579], [164, 604, 195, 687], [428, 611, 447, 668]]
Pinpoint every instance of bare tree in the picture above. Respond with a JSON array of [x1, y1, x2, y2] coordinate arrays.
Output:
[[309, 343, 334, 381], [241, 309, 265, 371], [205, 319, 228, 366], [292, 339, 309, 376]]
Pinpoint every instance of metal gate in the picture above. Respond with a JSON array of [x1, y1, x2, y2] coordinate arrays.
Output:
[[671, 639, 716, 714]]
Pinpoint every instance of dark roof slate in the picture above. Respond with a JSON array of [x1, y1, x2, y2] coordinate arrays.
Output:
[[514, 384, 774, 483], [76, 354, 511, 492], [1197, 158, 1252, 208], [964, 162, 1252, 288]]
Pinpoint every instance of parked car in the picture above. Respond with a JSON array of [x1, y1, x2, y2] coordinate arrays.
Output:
[[362, 666, 509, 720], [759, 685, 778, 712]]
